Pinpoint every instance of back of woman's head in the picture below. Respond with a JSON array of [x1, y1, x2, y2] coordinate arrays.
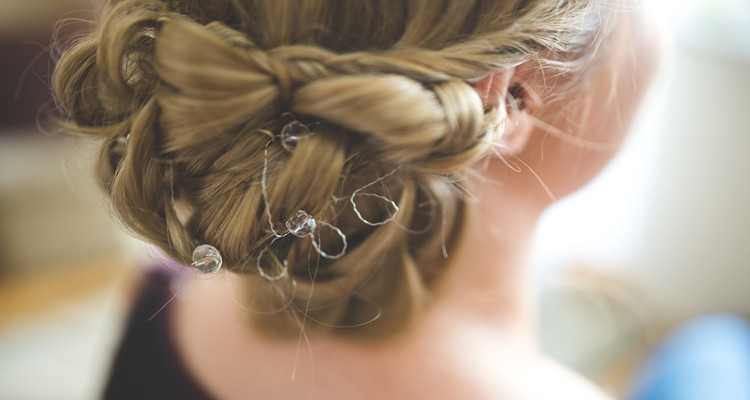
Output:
[[54, 0, 617, 338]]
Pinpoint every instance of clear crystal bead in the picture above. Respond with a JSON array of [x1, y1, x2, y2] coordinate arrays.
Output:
[[115, 132, 130, 148], [191, 244, 222, 274], [286, 210, 316, 237], [280, 121, 314, 151]]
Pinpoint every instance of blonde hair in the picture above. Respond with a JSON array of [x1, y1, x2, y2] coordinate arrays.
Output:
[[54, 0, 617, 338]]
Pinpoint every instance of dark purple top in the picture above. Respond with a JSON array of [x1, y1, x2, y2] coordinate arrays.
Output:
[[102, 268, 214, 400]]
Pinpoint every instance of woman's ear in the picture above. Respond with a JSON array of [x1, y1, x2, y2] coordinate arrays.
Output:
[[502, 77, 541, 154], [473, 66, 541, 155], [474, 68, 513, 111]]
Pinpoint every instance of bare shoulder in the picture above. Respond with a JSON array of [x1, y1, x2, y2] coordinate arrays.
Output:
[[415, 342, 614, 400], [302, 323, 614, 400]]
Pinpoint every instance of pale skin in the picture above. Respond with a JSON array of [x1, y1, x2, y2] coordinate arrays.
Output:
[[169, 5, 660, 399]]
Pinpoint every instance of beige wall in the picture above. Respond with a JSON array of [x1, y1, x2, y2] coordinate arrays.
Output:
[[533, 3, 750, 323], [0, 0, 96, 35], [0, 133, 133, 275]]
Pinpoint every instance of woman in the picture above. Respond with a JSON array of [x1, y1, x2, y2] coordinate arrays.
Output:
[[53, 0, 658, 398]]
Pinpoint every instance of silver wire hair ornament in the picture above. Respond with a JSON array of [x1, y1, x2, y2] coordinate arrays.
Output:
[[283, 210, 347, 259], [286, 210, 317, 237], [350, 168, 400, 226], [256, 246, 288, 281], [280, 120, 316, 151], [255, 210, 348, 281], [191, 244, 223, 274], [260, 142, 347, 257], [309, 220, 348, 259], [116, 132, 131, 146]]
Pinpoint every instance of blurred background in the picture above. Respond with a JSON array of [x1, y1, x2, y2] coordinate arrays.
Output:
[[0, 0, 748, 398]]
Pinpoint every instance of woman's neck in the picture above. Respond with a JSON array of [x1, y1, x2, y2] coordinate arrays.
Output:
[[431, 167, 545, 343]]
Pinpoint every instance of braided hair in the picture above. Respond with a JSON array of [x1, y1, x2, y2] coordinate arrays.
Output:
[[53, 0, 615, 338]]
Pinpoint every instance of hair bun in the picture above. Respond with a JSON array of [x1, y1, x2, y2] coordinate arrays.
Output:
[[53, 0, 610, 338]]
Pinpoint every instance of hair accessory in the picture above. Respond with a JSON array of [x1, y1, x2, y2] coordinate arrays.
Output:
[[191, 244, 222, 274], [256, 246, 288, 281], [350, 168, 400, 226], [286, 210, 317, 237], [257, 140, 348, 282], [280, 121, 315, 151], [253, 210, 347, 281], [284, 210, 347, 259], [310, 220, 347, 259], [116, 132, 131, 146]]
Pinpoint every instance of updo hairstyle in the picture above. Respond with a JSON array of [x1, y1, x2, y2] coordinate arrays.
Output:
[[53, 0, 615, 338]]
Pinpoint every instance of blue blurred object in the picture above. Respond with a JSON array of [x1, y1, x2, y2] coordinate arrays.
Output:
[[631, 314, 750, 400]]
